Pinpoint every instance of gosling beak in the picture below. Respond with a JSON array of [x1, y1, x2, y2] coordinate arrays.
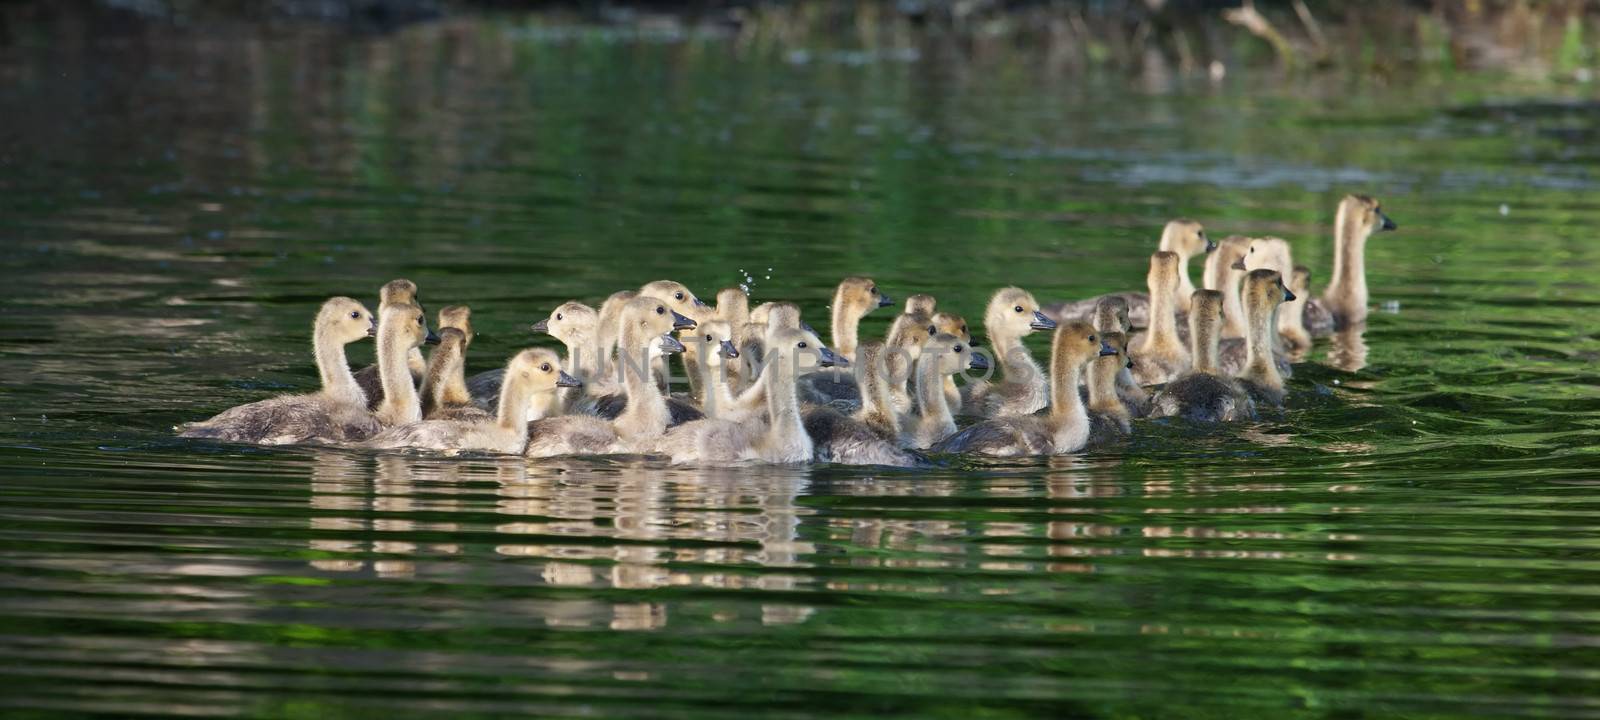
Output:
[[556, 370, 583, 388], [1378, 211, 1397, 232], [877, 293, 894, 309], [366, 319, 378, 338], [693, 297, 710, 309], [659, 334, 687, 354], [1230, 257, 1247, 271], [1030, 311, 1057, 331], [801, 322, 819, 336], [530, 318, 550, 334], [424, 329, 441, 345], [968, 353, 991, 371], [1205, 238, 1218, 253], [670, 310, 696, 331], [720, 339, 739, 359], [1283, 287, 1297, 302], [817, 345, 844, 368], [1099, 341, 1118, 357]]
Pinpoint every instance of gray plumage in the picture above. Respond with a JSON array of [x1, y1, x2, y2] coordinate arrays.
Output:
[[802, 406, 921, 467], [178, 394, 379, 445], [1148, 372, 1257, 423]]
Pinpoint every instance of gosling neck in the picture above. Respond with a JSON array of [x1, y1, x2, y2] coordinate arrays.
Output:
[[830, 300, 863, 361], [1190, 312, 1220, 374], [1147, 278, 1181, 349], [697, 356, 737, 418], [913, 352, 954, 434], [615, 327, 670, 437], [857, 349, 897, 435], [495, 371, 535, 434], [1328, 214, 1369, 311], [314, 324, 365, 408], [566, 331, 602, 385], [1047, 347, 1089, 431], [1086, 356, 1123, 416], [1220, 269, 1247, 339], [439, 339, 473, 407], [765, 352, 808, 451], [376, 324, 421, 426], [1244, 298, 1283, 389]]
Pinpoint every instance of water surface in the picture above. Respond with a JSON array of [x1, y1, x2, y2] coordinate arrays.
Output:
[[3, 8, 1600, 718]]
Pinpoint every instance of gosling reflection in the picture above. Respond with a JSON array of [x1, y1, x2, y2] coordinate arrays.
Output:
[[1327, 323, 1369, 373], [305, 450, 478, 578]]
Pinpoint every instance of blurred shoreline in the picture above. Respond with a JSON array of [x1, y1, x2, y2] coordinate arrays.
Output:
[[5, 0, 1598, 83]]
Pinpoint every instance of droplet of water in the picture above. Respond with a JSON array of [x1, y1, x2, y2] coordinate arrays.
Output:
[[1499, 203, 1510, 216]]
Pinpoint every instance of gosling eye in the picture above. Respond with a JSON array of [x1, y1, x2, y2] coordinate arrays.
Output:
[[797, 341, 808, 349], [350, 311, 360, 319], [656, 306, 665, 315], [1088, 335, 1097, 343], [1013, 305, 1024, 313], [869, 286, 878, 295], [416, 315, 424, 325], [555, 313, 563, 321], [705, 334, 713, 342], [927, 325, 937, 335], [953, 345, 963, 354], [540, 363, 551, 372], [674, 291, 684, 301]]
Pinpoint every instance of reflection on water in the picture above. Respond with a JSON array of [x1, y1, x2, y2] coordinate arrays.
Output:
[[3, 3, 1600, 718]]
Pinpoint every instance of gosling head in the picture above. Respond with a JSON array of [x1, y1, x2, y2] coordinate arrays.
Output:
[[904, 293, 938, 316], [715, 287, 749, 322], [692, 320, 740, 368], [1052, 320, 1117, 369], [318, 296, 377, 344], [639, 280, 709, 323], [1095, 331, 1132, 372], [924, 332, 988, 375], [1243, 268, 1295, 313], [531, 301, 598, 347], [768, 326, 843, 373], [1338, 194, 1397, 238], [835, 277, 893, 318], [379, 302, 435, 349], [1243, 237, 1292, 275], [1210, 235, 1252, 280], [617, 296, 692, 369], [763, 302, 810, 335], [886, 312, 935, 360], [931, 311, 972, 344], [379, 278, 419, 310], [506, 348, 583, 393], [1148, 251, 1182, 296], [1161, 219, 1213, 257], [985, 287, 1054, 338], [1092, 296, 1131, 334], [437, 305, 473, 347]]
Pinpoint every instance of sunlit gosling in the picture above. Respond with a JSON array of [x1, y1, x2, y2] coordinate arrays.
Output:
[[655, 327, 838, 464], [902, 334, 988, 449], [714, 286, 751, 388], [466, 300, 601, 411], [421, 306, 489, 422], [733, 302, 806, 416], [1321, 194, 1398, 330], [961, 286, 1056, 417], [1131, 251, 1190, 385], [1237, 269, 1295, 407], [177, 297, 379, 445], [1148, 290, 1255, 423], [526, 297, 695, 457], [934, 322, 1115, 457], [1093, 296, 1148, 414], [1204, 235, 1251, 339], [366, 349, 581, 455], [687, 320, 742, 417], [1243, 237, 1311, 352], [803, 341, 921, 466], [830, 276, 893, 362], [1041, 219, 1211, 326], [1086, 331, 1135, 442], [354, 278, 433, 409]]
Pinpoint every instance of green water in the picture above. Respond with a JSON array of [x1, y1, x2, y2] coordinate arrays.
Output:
[[3, 8, 1600, 718]]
